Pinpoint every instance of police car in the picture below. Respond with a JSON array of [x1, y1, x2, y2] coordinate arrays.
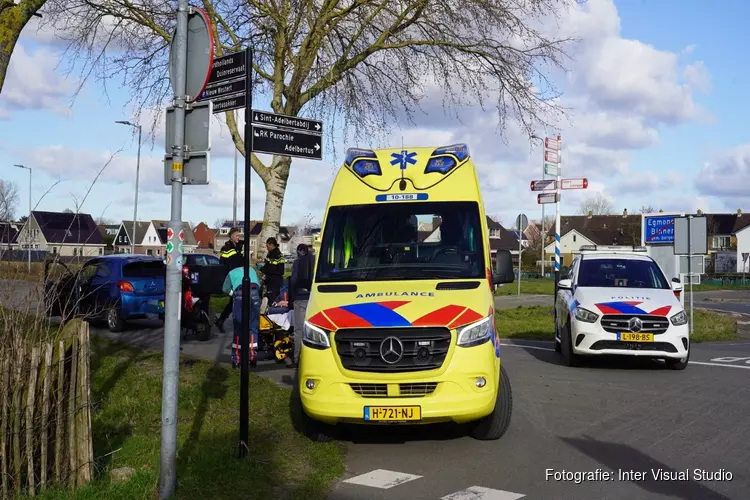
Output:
[[554, 245, 689, 370]]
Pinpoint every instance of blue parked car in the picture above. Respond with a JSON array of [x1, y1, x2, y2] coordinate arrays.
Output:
[[44, 255, 166, 332]]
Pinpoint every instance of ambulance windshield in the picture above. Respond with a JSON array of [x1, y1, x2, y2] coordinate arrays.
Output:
[[316, 201, 485, 282]]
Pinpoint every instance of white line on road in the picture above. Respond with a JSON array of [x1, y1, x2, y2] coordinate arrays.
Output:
[[690, 361, 750, 370], [441, 486, 526, 500], [343, 469, 422, 489], [499, 342, 555, 352]]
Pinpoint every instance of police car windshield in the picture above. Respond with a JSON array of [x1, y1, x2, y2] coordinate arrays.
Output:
[[316, 201, 485, 282], [577, 258, 670, 289]]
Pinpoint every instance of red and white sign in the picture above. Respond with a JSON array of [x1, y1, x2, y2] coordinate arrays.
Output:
[[561, 178, 588, 190], [167, 228, 174, 240], [530, 179, 556, 191], [544, 150, 560, 163], [537, 192, 559, 204], [179, 230, 185, 241], [545, 137, 560, 151]]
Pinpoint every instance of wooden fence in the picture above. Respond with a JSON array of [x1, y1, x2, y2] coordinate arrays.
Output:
[[0, 322, 93, 498]]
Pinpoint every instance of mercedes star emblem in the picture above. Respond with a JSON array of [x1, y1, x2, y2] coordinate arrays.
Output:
[[379, 336, 404, 364], [629, 317, 643, 332]]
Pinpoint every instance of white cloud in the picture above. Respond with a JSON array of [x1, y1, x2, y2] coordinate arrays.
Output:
[[0, 43, 75, 117], [694, 144, 750, 207], [682, 61, 712, 93]]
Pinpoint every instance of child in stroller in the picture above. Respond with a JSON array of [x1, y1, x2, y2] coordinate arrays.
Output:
[[258, 281, 294, 362]]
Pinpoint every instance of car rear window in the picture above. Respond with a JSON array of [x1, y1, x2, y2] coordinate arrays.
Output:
[[123, 261, 165, 278]]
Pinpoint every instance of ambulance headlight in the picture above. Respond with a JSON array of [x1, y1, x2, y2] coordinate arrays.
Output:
[[457, 316, 493, 347], [302, 321, 330, 349]]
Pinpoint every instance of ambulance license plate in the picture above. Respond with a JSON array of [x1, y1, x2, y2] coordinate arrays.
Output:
[[364, 406, 421, 421]]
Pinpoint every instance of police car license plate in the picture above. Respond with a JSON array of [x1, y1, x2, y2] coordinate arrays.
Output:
[[618, 332, 654, 342], [364, 406, 421, 421]]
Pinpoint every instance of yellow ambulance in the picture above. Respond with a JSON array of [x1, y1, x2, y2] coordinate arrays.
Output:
[[291, 143, 515, 441]]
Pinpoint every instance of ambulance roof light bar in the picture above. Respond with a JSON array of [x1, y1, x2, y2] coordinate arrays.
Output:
[[579, 245, 648, 253]]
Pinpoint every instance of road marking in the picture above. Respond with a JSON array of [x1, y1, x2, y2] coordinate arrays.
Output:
[[499, 342, 555, 352], [441, 486, 526, 500], [691, 361, 750, 370], [342, 469, 422, 489], [709, 357, 750, 363]]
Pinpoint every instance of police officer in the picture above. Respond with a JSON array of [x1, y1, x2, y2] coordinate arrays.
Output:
[[215, 227, 244, 333], [258, 237, 286, 303]]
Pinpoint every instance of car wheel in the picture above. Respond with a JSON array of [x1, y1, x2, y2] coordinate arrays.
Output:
[[469, 365, 513, 440], [195, 314, 212, 342], [665, 345, 690, 371], [561, 322, 580, 367], [290, 372, 335, 442], [107, 307, 125, 333]]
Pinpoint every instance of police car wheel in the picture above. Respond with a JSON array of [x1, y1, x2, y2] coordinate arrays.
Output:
[[561, 322, 580, 367], [665, 346, 689, 371], [469, 365, 512, 440], [554, 336, 562, 353]]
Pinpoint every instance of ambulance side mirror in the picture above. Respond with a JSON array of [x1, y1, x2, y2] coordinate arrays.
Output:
[[493, 250, 514, 284]]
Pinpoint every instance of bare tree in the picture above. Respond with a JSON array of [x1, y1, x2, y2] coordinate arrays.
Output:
[[577, 193, 614, 216], [0, 0, 47, 93], [43, 0, 575, 258], [0, 179, 20, 220], [634, 204, 657, 214]]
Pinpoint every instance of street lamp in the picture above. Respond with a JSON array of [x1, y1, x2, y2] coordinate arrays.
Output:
[[13, 164, 32, 271], [116, 120, 142, 254], [530, 134, 547, 278]]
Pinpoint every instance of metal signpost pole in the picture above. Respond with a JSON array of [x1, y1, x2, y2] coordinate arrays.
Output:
[[239, 48, 253, 459], [554, 135, 562, 296], [133, 124, 142, 254], [233, 118, 238, 226], [159, 0, 188, 496], [687, 215, 693, 337]]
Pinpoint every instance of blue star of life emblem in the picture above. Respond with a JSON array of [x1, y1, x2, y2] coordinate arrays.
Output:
[[390, 150, 417, 170]]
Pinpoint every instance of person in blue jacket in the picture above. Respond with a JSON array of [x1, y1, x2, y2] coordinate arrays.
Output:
[[223, 265, 261, 368]]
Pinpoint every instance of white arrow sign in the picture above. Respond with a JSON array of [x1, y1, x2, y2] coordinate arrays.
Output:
[[544, 150, 560, 163], [315, 122, 321, 131], [561, 178, 588, 190], [544, 162, 558, 176], [545, 137, 560, 150], [314, 143, 320, 151]]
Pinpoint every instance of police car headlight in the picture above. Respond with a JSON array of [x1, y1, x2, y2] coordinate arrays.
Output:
[[302, 321, 330, 349], [457, 316, 493, 347], [670, 310, 688, 326], [574, 307, 599, 323]]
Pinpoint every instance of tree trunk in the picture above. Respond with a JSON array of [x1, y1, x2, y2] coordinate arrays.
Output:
[[257, 156, 292, 260], [0, 1, 47, 94]]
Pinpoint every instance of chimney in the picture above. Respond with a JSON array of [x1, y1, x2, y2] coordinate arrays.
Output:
[[738, 209, 743, 218], [697, 209, 703, 216], [623, 208, 628, 218], [432, 216, 441, 229], [587, 210, 593, 219]]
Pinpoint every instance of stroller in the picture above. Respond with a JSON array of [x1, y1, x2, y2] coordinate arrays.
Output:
[[181, 271, 212, 341]]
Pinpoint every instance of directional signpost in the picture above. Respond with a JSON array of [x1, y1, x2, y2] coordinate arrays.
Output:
[[530, 179, 556, 191], [198, 49, 249, 114], [544, 162, 558, 176], [675, 215, 708, 336], [537, 192, 559, 204], [561, 178, 588, 190], [250, 110, 323, 160], [515, 213, 528, 296]]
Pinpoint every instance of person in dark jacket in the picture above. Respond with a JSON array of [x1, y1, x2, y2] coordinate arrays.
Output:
[[287, 243, 315, 367], [258, 237, 285, 303], [215, 227, 244, 333]]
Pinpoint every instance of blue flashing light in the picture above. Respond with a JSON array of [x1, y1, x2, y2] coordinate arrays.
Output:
[[433, 143, 469, 162], [345, 148, 376, 165], [352, 159, 382, 177], [424, 156, 457, 174]]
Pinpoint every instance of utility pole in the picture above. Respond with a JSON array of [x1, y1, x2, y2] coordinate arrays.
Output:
[[116, 120, 142, 254], [13, 164, 31, 272], [159, 0, 188, 497], [554, 135, 562, 296]]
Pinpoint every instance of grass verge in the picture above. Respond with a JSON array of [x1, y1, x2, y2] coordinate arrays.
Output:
[[35, 336, 345, 500], [495, 306, 738, 343], [494, 279, 553, 296]]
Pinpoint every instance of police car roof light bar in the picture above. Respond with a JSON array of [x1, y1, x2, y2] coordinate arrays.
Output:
[[579, 245, 648, 253]]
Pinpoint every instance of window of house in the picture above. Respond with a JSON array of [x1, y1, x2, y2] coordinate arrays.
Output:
[[713, 236, 730, 249], [52, 247, 57, 254], [73, 248, 78, 256], [573, 234, 577, 242], [99, 248, 104, 255], [147, 249, 153, 256]]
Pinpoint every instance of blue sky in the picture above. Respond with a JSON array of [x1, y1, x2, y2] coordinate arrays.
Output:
[[1, 0, 749, 230]]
